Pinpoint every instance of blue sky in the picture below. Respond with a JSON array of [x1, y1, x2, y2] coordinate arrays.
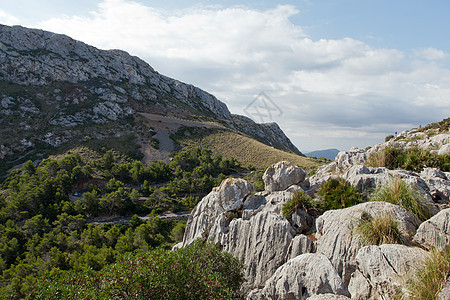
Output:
[[1, 0, 450, 152]]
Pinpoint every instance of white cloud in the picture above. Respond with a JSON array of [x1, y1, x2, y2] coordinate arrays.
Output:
[[414, 47, 447, 60], [0, 9, 19, 25], [34, 0, 450, 151]]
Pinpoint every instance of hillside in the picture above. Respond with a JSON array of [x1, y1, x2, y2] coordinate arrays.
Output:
[[172, 127, 320, 170], [0, 24, 302, 175]]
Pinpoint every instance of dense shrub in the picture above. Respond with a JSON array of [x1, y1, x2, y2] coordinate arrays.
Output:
[[33, 240, 245, 300], [405, 246, 450, 300], [370, 177, 432, 221], [317, 178, 362, 210], [353, 211, 405, 246]]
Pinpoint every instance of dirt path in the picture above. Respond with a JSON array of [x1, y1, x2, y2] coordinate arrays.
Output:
[[138, 113, 225, 164], [87, 211, 191, 225]]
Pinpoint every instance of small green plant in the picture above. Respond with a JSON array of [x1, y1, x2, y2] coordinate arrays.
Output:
[[317, 178, 362, 210], [353, 211, 405, 246], [385, 135, 395, 142], [404, 246, 450, 300], [370, 177, 432, 221], [282, 190, 315, 222]]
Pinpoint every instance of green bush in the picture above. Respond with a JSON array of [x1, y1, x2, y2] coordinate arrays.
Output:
[[282, 190, 317, 222], [405, 246, 450, 300], [33, 240, 245, 299], [317, 178, 362, 210], [353, 211, 405, 246], [370, 177, 432, 221], [385, 135, 395, 142]]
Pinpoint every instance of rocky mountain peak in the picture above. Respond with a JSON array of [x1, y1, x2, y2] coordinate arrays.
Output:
[[0, 24, 301, 164]]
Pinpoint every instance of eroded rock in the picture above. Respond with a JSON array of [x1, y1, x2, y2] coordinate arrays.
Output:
[[263, 161, 306, 192]]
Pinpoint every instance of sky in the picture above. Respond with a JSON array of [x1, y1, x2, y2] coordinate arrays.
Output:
[[1, 0, 450, 152]]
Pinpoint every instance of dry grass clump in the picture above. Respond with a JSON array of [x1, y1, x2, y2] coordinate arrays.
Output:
[[353, 211, 405, 246], [405, 246, 450, 300], [370, 177, 432, 222]]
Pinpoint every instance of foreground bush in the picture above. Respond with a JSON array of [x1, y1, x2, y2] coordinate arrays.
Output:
[[317, 178, 362, 210], [370, 177, 432, 221], [353, 211, 405, 246], [405, 246, 450, 300], [33, 240, 245, 299]]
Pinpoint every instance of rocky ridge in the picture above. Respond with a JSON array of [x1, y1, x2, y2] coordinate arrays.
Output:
[[0, 24, 301, 166], [180, 124, 450, 299]]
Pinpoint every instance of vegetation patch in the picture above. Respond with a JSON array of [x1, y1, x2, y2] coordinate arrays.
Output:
[[0, 147, 244, 298], [31, 239, 245, 300], [366, 146, 449, 172], [353, 211, 405, 246], [317, 178, 363, 210], [405, 246, 450, 300], [282, 190, 316, 222], [370, 177, 432, 221]]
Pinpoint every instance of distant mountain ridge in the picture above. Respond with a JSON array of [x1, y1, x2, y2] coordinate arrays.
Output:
[[0, 24, 302, 168], [305, 148, 340, 160]]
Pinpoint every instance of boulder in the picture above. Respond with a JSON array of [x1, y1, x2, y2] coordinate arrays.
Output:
[[348, 244, 428, 299], [335, 147, 366, 173], [413, 208, 450, 251], [420, 168, 450, 202], [252, 253, 350, 299], [291, 209, 314, 234], [315, 201, 421, 285], [182, 178, 253, 246], [438, 143, 450, 156], [285, 234, 314, 261], [263, 161, 306, 192], [211, 210, 294, 293]]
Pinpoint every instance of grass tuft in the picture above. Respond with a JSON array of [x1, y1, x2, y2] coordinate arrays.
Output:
[[370, 177, 432, 222], [404, 246, 450, 300], [353, 211, 405, 246]]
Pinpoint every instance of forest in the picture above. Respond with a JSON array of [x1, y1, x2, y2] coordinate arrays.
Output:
[[0, 147, 251, 299]]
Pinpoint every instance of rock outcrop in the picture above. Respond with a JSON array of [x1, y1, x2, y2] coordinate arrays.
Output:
[[413, 208, 450, 250], [348, 244, 428, 299], [315, 201, 421, 285], [180, 121, 450, 299], [182, 177, 254, 246], [263, 161, 306, 192], [249, 253, 350, 299]]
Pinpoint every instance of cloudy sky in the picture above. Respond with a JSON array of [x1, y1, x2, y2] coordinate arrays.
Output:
[[1, 0, 450, 152]]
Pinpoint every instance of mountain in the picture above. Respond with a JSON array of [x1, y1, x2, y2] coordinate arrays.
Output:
[[0, 24, 304, 173], [305, 148, 340, 160]]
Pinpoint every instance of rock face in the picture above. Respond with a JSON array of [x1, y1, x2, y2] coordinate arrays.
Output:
[[250, 253, 350, 299], [413, 208, 450, 250], [0, 24, 301, 161], [182, 177, 254, 246], [182, 153, 449, 299], [315, 201, 420, 285], [182, 161, 311, 293], [348, 244, 428, 299], [263, 161, 306, 192]]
